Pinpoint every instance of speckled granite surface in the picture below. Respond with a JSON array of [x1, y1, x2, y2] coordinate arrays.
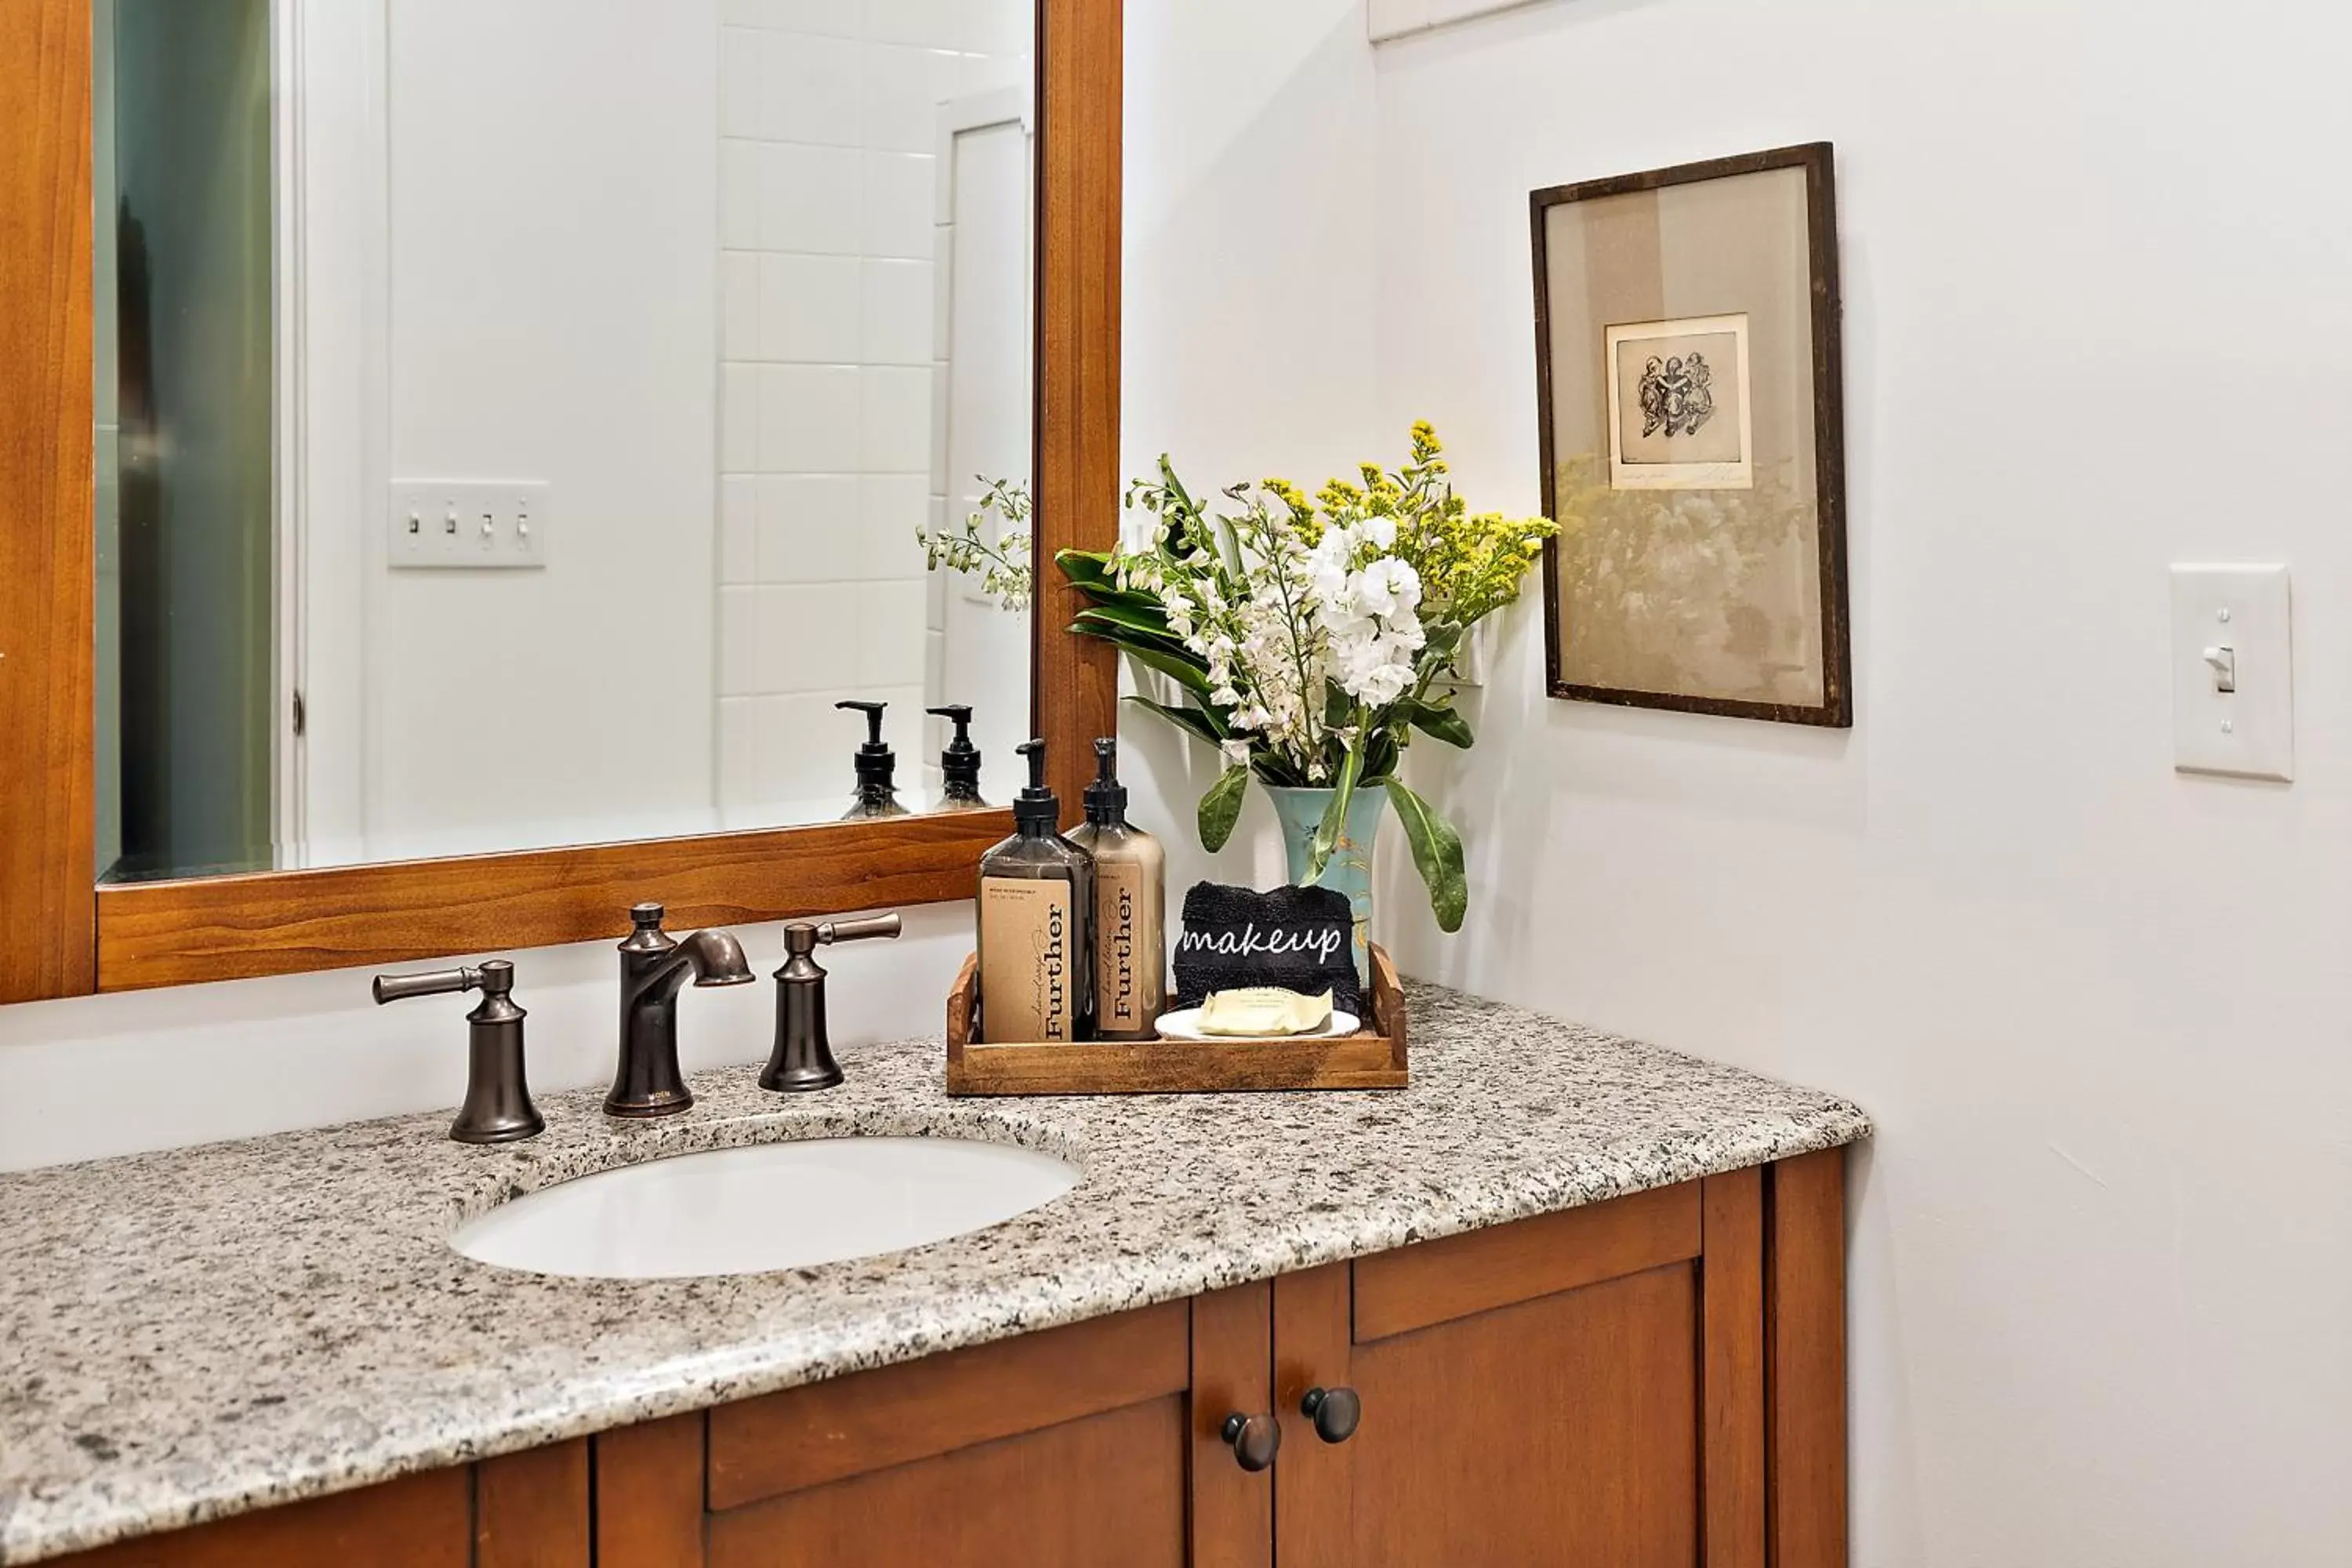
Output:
[[0, 982, 1868, 1564]]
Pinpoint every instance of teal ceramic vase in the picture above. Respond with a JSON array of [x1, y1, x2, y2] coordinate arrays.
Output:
[[1264, 782, 1388, 985]]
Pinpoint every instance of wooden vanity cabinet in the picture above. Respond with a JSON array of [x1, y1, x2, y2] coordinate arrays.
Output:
[[48, 1150, 1845, 1568]]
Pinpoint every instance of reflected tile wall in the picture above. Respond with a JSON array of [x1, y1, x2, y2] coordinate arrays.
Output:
[[712, 1, 1028, 817]]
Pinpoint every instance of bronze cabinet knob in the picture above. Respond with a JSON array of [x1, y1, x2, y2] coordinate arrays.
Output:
[[1300, 1385, 1360, 1444], [1220, 1411, 1281, 1472]]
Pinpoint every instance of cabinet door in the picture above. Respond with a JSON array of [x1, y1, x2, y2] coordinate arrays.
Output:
[[597, 1300, 1192, 1568], [1274, 1175, 1769, 1568]]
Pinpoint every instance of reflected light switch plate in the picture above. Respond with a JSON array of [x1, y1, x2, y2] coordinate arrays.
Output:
[[389, 481, 550, 570], [2170, 564, 2292, 782]]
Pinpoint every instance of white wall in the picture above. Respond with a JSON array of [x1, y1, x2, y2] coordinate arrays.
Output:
[[929, 100, 1036, 793], [1359, 1, 2352, 1561], [375, 0, 719, 853], [1116, 0, 1383, 892], [712, 1, 1030, 819]]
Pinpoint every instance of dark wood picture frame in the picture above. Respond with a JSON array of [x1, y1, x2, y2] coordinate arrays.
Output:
[[0, 0, 1124, 1000], [1530, 142, 1852, 728]]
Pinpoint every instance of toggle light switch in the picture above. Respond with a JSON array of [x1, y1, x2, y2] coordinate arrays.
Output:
[[389, 481, 553, 570], [2171, 564, 2291, 781]]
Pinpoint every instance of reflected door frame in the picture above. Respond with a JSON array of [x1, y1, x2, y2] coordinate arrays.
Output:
[[0, 0, 1123, 1000], [269, 0, 394, 869]]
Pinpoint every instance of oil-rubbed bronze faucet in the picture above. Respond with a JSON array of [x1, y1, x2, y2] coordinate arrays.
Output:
[[607, 902, 754, 1118]]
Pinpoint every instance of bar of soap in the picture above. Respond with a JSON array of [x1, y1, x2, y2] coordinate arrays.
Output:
[[1197, 988, 1334, 1037]]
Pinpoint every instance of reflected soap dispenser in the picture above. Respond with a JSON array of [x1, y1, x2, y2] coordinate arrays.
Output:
[[976, 739, 1094, 1041], [1065, 737, 1166, 1040], [927, 704, 989, 811], [837, 699, 909, 819]]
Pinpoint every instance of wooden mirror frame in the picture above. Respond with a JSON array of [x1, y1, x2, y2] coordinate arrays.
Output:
[[0, 0, 1120, 1000]]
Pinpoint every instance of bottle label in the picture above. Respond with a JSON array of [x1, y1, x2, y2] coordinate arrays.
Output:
[[980, 879, 1076, 1042], [1097, 861, 1145, 1034]]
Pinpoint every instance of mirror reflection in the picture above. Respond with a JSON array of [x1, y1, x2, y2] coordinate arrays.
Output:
[[92, 0, 1036, 884]]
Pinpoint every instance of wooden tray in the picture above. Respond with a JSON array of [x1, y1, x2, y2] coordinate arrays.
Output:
[[945, 943, 1410, 1096]]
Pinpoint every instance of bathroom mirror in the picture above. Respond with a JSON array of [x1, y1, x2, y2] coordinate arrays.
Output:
[[0, 0, 1121, 1000], [91, 0, 1038, 884]]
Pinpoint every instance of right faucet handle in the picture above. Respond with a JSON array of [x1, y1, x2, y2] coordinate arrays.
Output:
[[817, 913, 902, 947], [764, 913, 902, 1094]]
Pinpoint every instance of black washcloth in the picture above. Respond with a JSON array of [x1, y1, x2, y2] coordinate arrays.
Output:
[[1171, 882, 1361, 1018]]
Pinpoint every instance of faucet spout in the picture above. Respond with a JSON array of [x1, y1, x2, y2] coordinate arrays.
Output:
[[606, 904, 753, 1118], [639, 927, 757, 1003]]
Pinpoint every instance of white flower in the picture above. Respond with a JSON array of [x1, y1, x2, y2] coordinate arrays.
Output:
[[1359, 557, 1421, 617], [1220, 738, 1253, 768]]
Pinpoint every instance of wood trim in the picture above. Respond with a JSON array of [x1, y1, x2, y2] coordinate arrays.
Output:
[[4, 5, 1126, 1000], [592, 1412, 708, 1568], [1189, 1281, 1273, 1568], [94, 808, 1012, 991], [1270, 1263, 1354, 1568], [1032, 0, 1123, 816], [1531, 141, 1853, 729], [1768, 1147, 1849, 1568], [1701, 1167, 1766, 1568], [63, 1468, 470, 1567], [474, 1439, 590, 1568], [708, 1300, 1189, 1512], [0, 0, 96, 1004], [1352, 1181, 1702, 1343]]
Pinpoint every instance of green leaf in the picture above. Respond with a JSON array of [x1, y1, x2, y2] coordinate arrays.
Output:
[[1083, 630, 1215, 699], [1054, 547, 1116, 586], [1056, 551, 1163, 613], [1055, 549, 1161, 611], [1070, 600, 1177, 642], [1305, 744, 1364, 881], [1125, 693, 1230, 745], [1406, 699, 1474, 750], [1197, 764, 1250, 852], [1388, 779, 1468, 933]]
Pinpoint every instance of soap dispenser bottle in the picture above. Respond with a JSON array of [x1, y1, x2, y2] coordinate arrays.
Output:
[[927, 704, 989, 811], [837, 699, 909, 819], [1065, 737, 1165, 1040], [976, 739, 1094, 1041]]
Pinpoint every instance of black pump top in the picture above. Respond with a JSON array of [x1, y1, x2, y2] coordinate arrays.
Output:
[[1083, 736, 1127, 825], [837, 700, 895, 786], [1012, 738, 1059, 833], [928, 704, 983, 797]]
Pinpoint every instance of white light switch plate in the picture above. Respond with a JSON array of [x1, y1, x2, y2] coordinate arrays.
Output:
[[2170, 564, 2292, 781], [389, 481, 550, 570]]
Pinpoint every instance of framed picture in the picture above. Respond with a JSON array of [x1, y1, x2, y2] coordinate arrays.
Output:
[[1532, 143, 1851, 727]]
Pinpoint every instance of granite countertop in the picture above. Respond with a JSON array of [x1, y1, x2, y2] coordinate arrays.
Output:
[[0, 982, 1870, 1564]]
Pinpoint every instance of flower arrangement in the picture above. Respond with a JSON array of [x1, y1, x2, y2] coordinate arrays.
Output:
[[1066, 423, 1555, 931], [919, 423, 1554, 933]]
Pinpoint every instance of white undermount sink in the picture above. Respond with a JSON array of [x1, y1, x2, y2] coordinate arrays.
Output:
[[450, 1137, 1080, 1279]]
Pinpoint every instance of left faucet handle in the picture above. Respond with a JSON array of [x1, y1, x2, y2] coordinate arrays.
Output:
[[373, 965, 487, 1004], [372, 960, 544, 1144]]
